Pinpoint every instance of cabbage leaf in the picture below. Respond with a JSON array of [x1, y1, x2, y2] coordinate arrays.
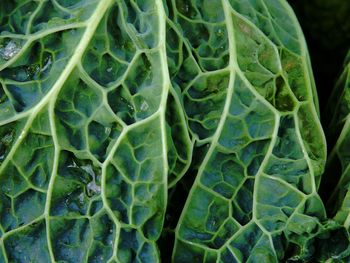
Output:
[[0, 0, 346, 262], [170, 0, 330, 261]]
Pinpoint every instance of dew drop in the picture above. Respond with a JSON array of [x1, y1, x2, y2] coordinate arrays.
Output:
[[26, 64, 40, 79], [106, 67, 113, 73], [78, 193, 85, 204], [87, 181, 101, 195], [81, 164, 95, 177], [184, 4, 189, 12], [127, 104, 135, 112], [81, 164, 101, 196], [1, 185, 10, 192], [67, 159, 78, 168], [2, 132, 14, 145], [0, 40, 21, 61], [41, 55, 52, 73], [105, 126, 111, 135], [140, 100, 149, 112]]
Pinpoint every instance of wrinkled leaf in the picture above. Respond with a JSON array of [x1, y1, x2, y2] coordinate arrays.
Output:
[[171, 0, 329, 261], [0, 0, 348, 262], [0, 0, 192, 262]]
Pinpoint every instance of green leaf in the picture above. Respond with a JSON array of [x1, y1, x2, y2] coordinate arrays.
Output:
[[0, 0, 188, 262], [171, 0, 328, 261], [1, 0, 348, 262]]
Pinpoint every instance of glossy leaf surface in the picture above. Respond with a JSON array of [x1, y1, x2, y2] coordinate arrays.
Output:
[[0, 0, 346, 262], [171, 0, 328, 261]]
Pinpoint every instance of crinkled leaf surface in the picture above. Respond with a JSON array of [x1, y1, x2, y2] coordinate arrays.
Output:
[[0, 0, 344, 262], [170, 0, 328, 261], [0, 0, 193, 262]]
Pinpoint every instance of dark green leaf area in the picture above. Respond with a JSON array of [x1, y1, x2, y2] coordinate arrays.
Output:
[[82, 6, 134, 88], [4, 221, 51, 263], [116, 228, 159, 263], [107, 53, 163, 125], [50, 214, 116, 262], [0, 111, 53, 232], [0, 1, 38, 34], [184, 72, 230, 140], [55, 72, 124, 161], [0, 0, 98, 34], [229, 0, 302, 54], [166, 90, 192, 186], [232, 14, 300, 112], [173, 0, 229, 71], [0, 29, 83, 116], [50, 151, 102, 217], [174, 76, 276, 261], [0, 120, 24, 164]]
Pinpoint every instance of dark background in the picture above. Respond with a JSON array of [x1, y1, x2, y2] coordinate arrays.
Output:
[[288, 0, 350, 200], [288, 0, 350, 123]]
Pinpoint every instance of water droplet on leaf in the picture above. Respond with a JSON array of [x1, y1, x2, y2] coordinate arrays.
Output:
[[184, 4, 189, 12], [217, 29, 223, 37], [105, 127, 111, 135], [2, 132, 14, 145], [128, 104, 134, 112], [78, 193, 85, 204], [0, 40, 21, 61], [81, 164, 95, 177], [41, 55, 52, 73], [140, 100, 149, 112], [87, 181, 101, 195], [81, 164, 101, 196], [67, 160, 78, 168], [26, 64, 40, 79]]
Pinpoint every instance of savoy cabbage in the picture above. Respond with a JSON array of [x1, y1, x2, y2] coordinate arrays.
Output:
[[0, 0, 349, 262]]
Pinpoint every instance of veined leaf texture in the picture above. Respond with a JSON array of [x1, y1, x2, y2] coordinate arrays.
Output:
[[0, 0, 348, 262]]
